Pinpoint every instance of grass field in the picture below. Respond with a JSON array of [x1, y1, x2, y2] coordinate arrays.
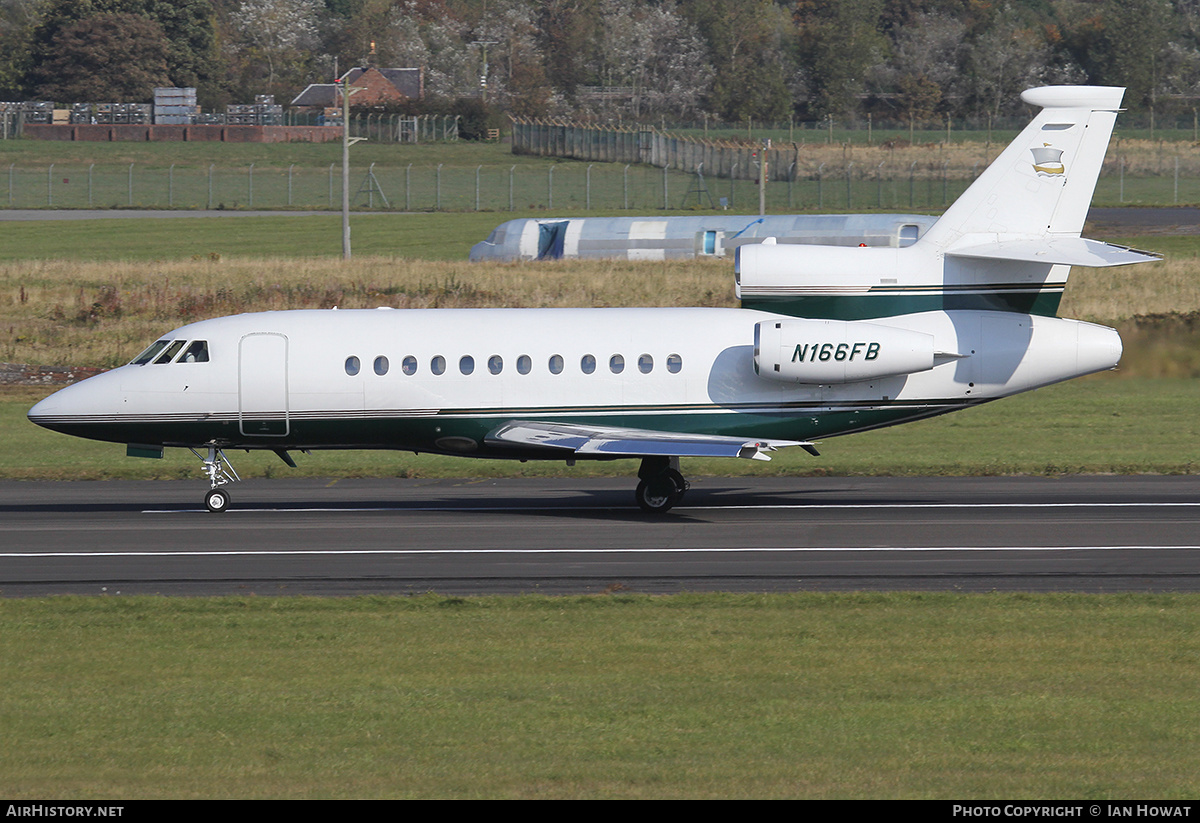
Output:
[[3, 593, 1199, 799]]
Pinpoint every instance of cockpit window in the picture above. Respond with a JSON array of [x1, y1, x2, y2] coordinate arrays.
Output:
[[180, 340, 209, 363], [154, 340, 187, 364], [131, 340, 170, 365]]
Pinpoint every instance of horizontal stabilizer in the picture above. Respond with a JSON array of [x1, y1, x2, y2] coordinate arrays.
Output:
[[948, 237, 1161, 268], [486, 420, 809, 461]]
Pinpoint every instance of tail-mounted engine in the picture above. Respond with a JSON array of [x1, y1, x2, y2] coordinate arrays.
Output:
[[754, 318, 936, 384]]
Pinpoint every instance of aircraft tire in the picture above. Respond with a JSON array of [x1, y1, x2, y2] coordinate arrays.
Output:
[[635, 470, 685, 514], [205, 488, 231, 513]]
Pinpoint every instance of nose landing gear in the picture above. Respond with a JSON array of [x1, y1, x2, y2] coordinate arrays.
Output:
[[189, 446, 240, 513]]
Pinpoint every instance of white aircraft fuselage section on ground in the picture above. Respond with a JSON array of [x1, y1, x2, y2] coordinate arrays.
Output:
[[27, 85, 1158, 513], [30, 306, 1120, 452]]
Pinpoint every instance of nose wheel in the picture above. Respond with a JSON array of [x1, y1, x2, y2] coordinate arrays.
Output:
[[205, 488, 231, 513]]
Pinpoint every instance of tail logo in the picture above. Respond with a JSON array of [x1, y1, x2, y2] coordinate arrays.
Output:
[[1031, 143, 1065, 176]]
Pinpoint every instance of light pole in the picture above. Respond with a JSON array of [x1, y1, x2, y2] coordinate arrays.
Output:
[[338, 76, 366, 260]]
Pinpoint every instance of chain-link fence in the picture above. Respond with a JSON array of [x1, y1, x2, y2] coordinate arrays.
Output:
[[4, 156, 1200, 212]]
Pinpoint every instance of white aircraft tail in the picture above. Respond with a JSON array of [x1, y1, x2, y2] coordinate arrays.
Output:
[[922, 86, 1149, 265], [735, 86, 1158, 320]]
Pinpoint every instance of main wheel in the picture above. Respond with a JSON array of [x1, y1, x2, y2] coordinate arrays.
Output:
[[635, 471, 685, 514], [205, 488, 230, 513]]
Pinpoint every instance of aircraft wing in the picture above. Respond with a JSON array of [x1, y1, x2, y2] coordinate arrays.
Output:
[[485, 420, 816, 461]]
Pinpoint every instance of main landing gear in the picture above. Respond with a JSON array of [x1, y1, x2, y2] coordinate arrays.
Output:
[[635, 456, 689, 514], [189, 446, 240, 513]]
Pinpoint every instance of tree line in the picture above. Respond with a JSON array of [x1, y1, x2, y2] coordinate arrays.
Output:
[[1, 0, 1197, 127]]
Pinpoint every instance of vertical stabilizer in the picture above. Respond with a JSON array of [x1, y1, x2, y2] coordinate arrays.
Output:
[[921, 86, 1125, 250]]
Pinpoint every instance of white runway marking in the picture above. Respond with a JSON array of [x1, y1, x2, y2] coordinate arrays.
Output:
[[6, 546, 1200, 558], [137, 501, 1200, 515]]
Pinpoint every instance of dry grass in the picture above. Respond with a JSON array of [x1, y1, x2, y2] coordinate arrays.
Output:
[[769, 137, 1200, 179], [3, 252, 1197, 370], [1061, 256, 1200, 321], [0, 256, 735, 368]]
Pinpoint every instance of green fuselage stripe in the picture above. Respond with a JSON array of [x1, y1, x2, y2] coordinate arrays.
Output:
[[37, 401, 980, 459], [740, 290, 1064, 320]]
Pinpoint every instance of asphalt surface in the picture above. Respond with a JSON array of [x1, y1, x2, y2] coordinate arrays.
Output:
[[2, 475, 1197, 597]]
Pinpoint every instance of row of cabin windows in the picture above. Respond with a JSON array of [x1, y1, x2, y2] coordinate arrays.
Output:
[[131, 339, 210, 365], [345, 352, 683, 377]]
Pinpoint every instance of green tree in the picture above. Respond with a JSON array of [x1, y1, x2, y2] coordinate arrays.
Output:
[[1092, 0, 1174, 113], [795, 0, 886, 118], [0, 0, 43, 99], [28, 12, 170, 102], [26, 0, 220, 103], [685, 0, 793, 121]]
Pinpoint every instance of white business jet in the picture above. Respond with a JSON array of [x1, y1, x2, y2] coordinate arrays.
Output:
[[28, 86, 1158, 513]]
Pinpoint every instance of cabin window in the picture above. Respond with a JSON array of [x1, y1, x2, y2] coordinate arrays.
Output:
[[431, 355, 446, 375], [488, 355, 503, 375], [459, 355, 475, 375], [517, 355, 532, 375], [131, 340, 170, 365], [374, 356, 389, 376], [581, 354, 596, 374], [402, 355, 417, 375], [548, 354, 564, 374], [638, 354, 653, 374], [180, 340, 209, 363], [667, 353, 682, 373], [345, 356, 360, 376], [609, 354, 624, 374], [154, 340, 187, 364]]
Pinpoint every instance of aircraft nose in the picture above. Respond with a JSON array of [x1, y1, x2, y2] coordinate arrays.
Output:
[[26, 372, 117, 434], [27, 390, 63, 425]]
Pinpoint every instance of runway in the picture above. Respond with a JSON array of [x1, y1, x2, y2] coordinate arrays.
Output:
[[1, 475, 1197, 596]]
